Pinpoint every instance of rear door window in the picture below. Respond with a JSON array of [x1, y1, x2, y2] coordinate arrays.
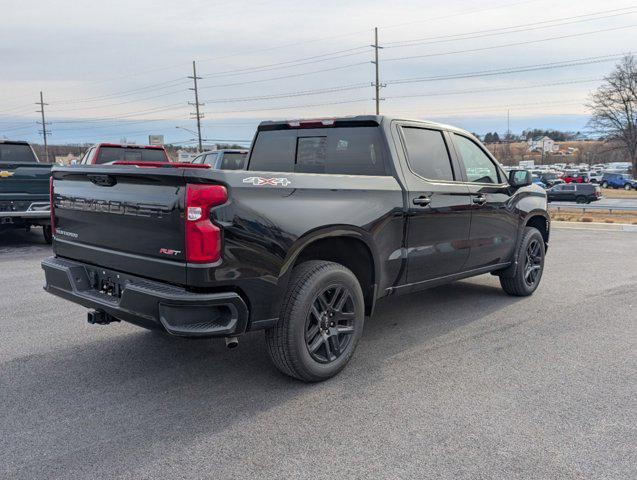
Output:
[[401, 128, 454, 181]]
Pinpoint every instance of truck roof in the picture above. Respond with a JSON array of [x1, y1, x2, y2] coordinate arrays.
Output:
[[257, 115, 472, 136], [0, 140, 30, 146]]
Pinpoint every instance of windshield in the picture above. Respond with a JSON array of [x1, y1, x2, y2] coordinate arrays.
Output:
[[95, 147, 167, 164], [0, 144, 38, 163]]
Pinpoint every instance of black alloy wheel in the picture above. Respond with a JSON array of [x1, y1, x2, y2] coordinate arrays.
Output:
[[523, 238, 543, 288], [305, 285, 356, 364]]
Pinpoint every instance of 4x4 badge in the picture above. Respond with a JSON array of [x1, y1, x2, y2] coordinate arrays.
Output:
[[243, 176, 291, 187]]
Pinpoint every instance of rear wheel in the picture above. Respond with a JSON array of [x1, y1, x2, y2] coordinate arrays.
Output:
[[601, 181, 608, 188], [624, 184, 632, 191], [265, 261, 364, 382], [500, 227, 545, 296]]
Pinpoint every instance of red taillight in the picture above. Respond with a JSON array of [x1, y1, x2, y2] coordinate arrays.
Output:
[[49, 176, 56, 235], [185, 184, 228, 263]]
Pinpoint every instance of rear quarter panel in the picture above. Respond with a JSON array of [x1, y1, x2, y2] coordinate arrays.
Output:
[[188, 169, 406, 324]]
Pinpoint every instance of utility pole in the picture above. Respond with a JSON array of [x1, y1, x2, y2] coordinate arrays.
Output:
[[507, 109, 510, 140], [188, 61, 204, 152], [371, 27, 384, 115], [36, 91, 51, 163]]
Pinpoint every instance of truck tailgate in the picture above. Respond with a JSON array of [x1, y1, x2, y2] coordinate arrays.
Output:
[[52, 166, 190, 284], [0, 162, 52, 208]]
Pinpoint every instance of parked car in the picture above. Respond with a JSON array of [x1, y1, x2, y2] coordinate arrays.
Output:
[[563, 172, 589, 183], [588, 171, 604, 183], [531, 174, 546, 189], [0, 140, 52, 243], [539, 172, 563, 187], [191, 149, 248, 170], [547, 183, 601, 204], [80, 143, 170, 164], [43, 115, 550, 382], [600, 173, 637, 190]]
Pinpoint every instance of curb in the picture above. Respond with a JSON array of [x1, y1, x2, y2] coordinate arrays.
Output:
[[552, 221, 637, 232]]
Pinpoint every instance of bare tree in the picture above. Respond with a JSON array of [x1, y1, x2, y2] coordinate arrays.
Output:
[[587, 55, 637, 173]]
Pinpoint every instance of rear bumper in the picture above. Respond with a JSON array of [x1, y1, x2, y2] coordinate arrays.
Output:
[[0, 201, 50, 219], [41, 256, 249, 337]]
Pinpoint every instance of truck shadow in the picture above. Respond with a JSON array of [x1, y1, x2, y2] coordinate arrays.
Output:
[[0, 227, 50, 255], [2, 277, 525, 477]]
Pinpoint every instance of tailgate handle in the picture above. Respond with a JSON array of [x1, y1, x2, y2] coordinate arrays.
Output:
[[87, 174, 117, 187]]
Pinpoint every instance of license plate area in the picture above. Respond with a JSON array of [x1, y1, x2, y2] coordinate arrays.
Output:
[[87, 267, 128, 299]]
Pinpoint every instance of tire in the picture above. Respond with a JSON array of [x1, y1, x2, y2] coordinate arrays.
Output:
[[500, 227, 545, 297], [624, 184, 632, 191], [43, 225, 52, 244], [575, 196, 586, 204], [265, 261, 365, 382], [601, 181, 608, 188]]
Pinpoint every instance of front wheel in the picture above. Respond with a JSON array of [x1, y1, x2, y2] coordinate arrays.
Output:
[[601, 181, 608, 188], [576, 196, 587, 204], [500, 227, 545, 296], [624, 184, 632, 191], [265, 260, 365, 382]]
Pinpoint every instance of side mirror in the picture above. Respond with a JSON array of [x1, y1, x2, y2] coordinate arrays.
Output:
[[509, 169, 532, 188]]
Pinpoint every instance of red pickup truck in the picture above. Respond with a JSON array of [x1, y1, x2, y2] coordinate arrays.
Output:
[[80, 143, 170, 165]]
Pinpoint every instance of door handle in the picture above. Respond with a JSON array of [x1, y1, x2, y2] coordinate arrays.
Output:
[[413, 196, 431, 207], [472, 195, 487, 206]]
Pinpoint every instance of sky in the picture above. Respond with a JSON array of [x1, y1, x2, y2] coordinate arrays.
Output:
[[0, 0, 635, 146]]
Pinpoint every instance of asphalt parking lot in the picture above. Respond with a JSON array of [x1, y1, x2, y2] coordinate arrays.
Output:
[[1, 227, 636, 480]]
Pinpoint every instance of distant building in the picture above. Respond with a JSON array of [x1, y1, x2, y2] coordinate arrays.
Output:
[[527, 136, 556, 153]]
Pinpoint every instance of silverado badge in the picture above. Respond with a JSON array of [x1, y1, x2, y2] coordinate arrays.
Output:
[[0, 170, 14, 178]]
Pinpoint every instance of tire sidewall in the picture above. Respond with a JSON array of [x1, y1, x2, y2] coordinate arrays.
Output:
[[289, 267, 364, 380]]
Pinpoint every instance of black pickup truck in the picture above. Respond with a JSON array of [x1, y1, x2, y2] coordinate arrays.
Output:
[[42, 116, 549, 381], [0, 140, 52, 243]]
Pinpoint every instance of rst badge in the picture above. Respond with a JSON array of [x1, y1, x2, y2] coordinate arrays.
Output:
[[159, 248, 181, 256], [243, 176, 291, 187]]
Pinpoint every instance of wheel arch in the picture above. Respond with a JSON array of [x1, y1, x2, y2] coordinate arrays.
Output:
[[277, 226, 380, 317], [524, 211, 550, 251]]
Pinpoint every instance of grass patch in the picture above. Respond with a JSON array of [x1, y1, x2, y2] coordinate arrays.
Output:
[[551, 209, 637, 224]]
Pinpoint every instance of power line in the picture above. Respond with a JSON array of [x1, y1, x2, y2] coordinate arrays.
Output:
[[202, 83, 368, 104], [383, 24, 637, 64], [200, 45, 370, 79], [384, 77, 603, 101], [384, 7, 637, 48], [385, 53, 626, 85], [198, 61, 369, 90], [207, 98, 369, 116]]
